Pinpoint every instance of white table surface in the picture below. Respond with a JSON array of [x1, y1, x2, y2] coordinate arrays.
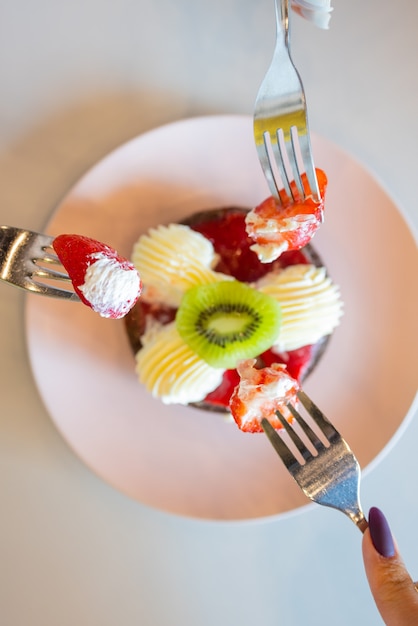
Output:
[[1, 1, 417, 624]]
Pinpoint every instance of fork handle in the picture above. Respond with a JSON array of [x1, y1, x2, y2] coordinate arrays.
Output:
[[356, 517, 369, 534], [274, 0, 289, 43]]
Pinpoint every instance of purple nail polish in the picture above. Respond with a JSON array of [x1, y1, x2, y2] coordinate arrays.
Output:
[[368, 507, 396, 558]]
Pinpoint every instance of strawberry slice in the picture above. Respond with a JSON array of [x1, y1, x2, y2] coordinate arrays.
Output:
[[53, 234, 142, 319], [229, 359, 300, 433], [260, 345, 315, 383], [245, 169, 327, 263], [203, 369, 241, 407]]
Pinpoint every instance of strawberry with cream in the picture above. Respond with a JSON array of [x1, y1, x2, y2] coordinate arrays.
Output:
[[53, 234, 142, 319], [229, 359, 300, 433], [245, 169, 327, 263]]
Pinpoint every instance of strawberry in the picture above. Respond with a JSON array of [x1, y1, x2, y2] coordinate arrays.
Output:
[[260, 345, 315, 383], [53, 234, 142, 319], [203, 369, 241, 407], [229, 359, 300, 433], [245, 169, 327, 262]]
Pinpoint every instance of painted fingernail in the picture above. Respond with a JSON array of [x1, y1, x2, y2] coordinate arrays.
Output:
[[368, 507, 396, 558]]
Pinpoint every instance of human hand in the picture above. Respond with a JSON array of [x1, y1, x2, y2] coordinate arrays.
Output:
[[362, 507, 418, 625]]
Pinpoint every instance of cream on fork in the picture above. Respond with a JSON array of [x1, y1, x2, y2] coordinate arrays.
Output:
[[0, 226, 142, 318]]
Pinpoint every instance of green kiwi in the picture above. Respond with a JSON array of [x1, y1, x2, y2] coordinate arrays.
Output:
[[175, 280, 281, 369]]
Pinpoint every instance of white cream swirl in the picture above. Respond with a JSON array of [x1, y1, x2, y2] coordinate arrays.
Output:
[[256, 264, 343, 351], [131, 224, 231, 307], [79, 252, 141, 319], [135, 321, 225, 405]]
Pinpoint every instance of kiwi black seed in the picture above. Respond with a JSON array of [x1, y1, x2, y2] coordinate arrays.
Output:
[[175, 280, 281, 369]]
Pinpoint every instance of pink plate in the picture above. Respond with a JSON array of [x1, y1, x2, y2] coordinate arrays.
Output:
[[25, 115, 418, 521]]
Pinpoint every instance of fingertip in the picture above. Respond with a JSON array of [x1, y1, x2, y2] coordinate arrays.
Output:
[[362, 507, 418, 624], [368, 506, 396, 558]]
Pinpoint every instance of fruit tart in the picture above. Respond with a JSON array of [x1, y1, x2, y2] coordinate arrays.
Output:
[[124, 169, 344, 425]]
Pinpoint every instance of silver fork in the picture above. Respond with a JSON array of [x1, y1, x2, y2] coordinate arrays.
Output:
[[254, 0, 320, 204], [0, 225, 79, 300], [262, 390, 369, 532]]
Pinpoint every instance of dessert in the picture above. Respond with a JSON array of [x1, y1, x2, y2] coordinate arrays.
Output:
[[53, 234, 142, 319], [230, 359, 300, 433], [124, 170, 343, 423], [245, 170, 327, 263]]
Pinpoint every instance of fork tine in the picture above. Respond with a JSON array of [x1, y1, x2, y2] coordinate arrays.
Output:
[[274, 408, 314, 461], [261, 418, 297, 469], [30, 235, 76, 285], [39, 252, 61, 264], [32, 266, 72, 282], [296, 130, 320, 201], [268, 133, 294, 200], [297, 390, 340, 443], [283, 123, 321, 203], [256, 139, 282, 200], [23, 277, 77, 299], [284, 129, 305, 200], [256, 134, 291, 202], [286, 402, 326, 453]]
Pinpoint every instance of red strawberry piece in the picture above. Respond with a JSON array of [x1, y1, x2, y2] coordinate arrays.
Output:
[[203, 369, 241, 407], [229, 359, 300, 433], [53, 234, 142, 319], [245, 169, 328, 261], [259, 345, 315, 382]]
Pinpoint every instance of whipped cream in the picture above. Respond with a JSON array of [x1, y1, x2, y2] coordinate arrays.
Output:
[[291, 0, 333, 29], [256, 264, 343, 351], [230, 359, 299, 431], [247, 212, 320, 263], [79, 252, 141, 319], [131, 224, 231, 308], [136, 321, 224, 404]]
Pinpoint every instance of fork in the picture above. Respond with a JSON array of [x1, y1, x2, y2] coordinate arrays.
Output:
[[262, 390, 369, 532], [0, 225, 79, 300], [254, 0, 320, 204]]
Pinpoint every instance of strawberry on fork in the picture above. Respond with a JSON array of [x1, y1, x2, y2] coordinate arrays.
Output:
[[53, 234, 142, 319], [229, 358, 300, 433]]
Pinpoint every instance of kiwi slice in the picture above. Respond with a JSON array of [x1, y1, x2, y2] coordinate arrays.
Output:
[[175, 280, 281, 369]]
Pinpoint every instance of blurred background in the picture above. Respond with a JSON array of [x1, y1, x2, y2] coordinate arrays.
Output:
[[1, 1, 417, 229], [0, 1, 417, 624]]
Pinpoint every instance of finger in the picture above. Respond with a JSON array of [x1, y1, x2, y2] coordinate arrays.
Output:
[[362, 507, 418, 626]]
